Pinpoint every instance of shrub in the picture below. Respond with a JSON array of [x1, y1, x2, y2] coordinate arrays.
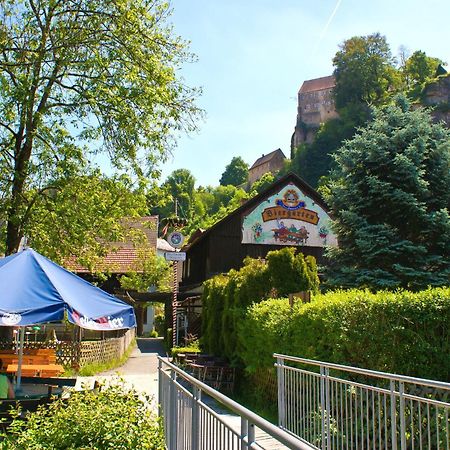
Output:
[[201, 249, 319, 363], [149, 329, 159, 338], [2, 383, 165, 449], [154, 313, 165, 336], [202, 274, 228, 355], [237, 287, 450, 381], [266, 247, 311, 296], [237, 298, 292, 371], [164, 327, 172, 352], [171, 340, 201, 359]]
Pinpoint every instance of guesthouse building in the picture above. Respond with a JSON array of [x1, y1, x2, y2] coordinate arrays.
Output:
[[181, 173, 337, 288]]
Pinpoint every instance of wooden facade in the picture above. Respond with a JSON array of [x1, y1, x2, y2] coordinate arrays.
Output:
[[181, 173, 333, 287]]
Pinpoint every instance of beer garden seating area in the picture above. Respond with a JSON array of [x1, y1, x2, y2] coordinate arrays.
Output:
[[174, 353, 236, 393], [0, 348, 64, 378]]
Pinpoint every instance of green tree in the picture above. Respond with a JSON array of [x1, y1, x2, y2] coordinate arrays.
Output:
[[290, 104, 371, 188], [266, 247, 312, 296], [20, 173, 148, 265], [219, 156, 249, 186], [326, 96, 450, 290], [0, 0, 201, 255], [405, 50, 445, 85], [161, 169, 196, 221], [333, 33, 398, 109], [403, 50, 446, 100], [120, 247, 172, 293], [183, 185, 249, 235], [250, 172, 274, 194]]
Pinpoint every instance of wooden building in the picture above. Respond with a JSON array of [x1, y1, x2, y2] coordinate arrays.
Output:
[[65, 216, 172, 335], [181, 173, 337, 288]]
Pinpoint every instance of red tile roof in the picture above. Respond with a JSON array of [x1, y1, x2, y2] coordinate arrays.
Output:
[[299, 75, 335, 94], [65, 216, 158, 274]]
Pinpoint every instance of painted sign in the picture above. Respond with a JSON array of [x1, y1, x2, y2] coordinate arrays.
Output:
[[165, 252, 186, 261], [168, 231, 184, 248], [242, 183, 337, 247]]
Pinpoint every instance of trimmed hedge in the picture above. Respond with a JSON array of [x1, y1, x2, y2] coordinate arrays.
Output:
[[201, 249, 319, 363], [237, 287, 450, 381]]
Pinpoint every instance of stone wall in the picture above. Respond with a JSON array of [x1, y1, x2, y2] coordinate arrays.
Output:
[[292, 76, 339, 149], [422, 74, 450, 126]]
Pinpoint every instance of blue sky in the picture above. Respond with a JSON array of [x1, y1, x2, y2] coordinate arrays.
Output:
[[158, 0, 450, 187]]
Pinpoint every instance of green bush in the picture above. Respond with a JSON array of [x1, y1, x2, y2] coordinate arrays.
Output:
[[237, 287, 450, 381], [154, 313, 165, 336], [171, 340, 201, 359], [149, 329, 159, 338], [164, 328, 172, 352], [2, 383, 164, 449], [202, 274, 228, 355], [267, 247, 315, 296], [201, 250, 319, 364]]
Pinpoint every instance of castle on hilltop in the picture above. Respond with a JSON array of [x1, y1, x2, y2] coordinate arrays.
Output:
[[291, 75, 338, 152]]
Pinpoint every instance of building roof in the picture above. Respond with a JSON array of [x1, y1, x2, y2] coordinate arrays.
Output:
[[65, 216, 158, 274], [157, 238, 175, 252], [299, 75, 335, 94], [183, 172, 329, 251], [249, 148, 286, 170]]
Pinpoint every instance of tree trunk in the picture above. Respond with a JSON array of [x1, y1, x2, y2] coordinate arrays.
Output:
[[136, 305, 144, 336], [6, 133, 34, 255]]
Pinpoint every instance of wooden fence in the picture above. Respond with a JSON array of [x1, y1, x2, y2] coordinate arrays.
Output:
[[0, 328, 135, 369], [79, 328, 135, 367]]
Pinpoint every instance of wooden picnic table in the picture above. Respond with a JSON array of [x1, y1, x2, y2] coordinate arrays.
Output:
[[6, 363, 64, 378], [187, 362, 235, 393], [0, 349, 57, 370]]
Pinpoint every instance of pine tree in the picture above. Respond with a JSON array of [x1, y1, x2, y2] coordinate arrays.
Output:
[[326, 96, 450, 290]]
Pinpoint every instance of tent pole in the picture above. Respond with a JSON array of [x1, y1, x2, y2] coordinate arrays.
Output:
[[16, 326, 25, 391]]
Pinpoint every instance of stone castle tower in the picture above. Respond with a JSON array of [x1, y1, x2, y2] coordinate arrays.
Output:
[[291, 75, 338, 154]]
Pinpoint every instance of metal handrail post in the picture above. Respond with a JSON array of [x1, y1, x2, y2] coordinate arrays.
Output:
[[399, 381, 406, 450], [320, 365, 326, 450], [325, 367, 331, 450], [241, 417, 248, 450], [169, 370, 178, 450], [248, 422, 256, 447], [158, 358, 162, 418], [277, 356, 286, 428], [191, 385, 200, 450], [390, 379, 398, 450]]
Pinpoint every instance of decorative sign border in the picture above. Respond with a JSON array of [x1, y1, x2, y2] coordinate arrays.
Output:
[[241, 183, 337, 248]]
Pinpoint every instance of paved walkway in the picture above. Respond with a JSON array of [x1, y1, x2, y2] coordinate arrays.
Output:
[[77, 337, 165, 411], [77, 338, 288, 448]]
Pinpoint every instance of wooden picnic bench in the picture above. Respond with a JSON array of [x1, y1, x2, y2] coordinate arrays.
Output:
[[6, 363, 64, 378], [0, 349, 57, 371]]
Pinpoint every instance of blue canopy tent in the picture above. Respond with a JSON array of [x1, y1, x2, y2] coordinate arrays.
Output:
[[0, 248, 136, 389]]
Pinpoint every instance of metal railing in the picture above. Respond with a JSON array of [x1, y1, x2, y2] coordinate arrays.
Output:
[[158, 356, 314, 450], [274, 354, 450, 450]]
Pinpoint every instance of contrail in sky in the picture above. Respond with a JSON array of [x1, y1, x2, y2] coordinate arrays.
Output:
[[313, 0, 343, 52]]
